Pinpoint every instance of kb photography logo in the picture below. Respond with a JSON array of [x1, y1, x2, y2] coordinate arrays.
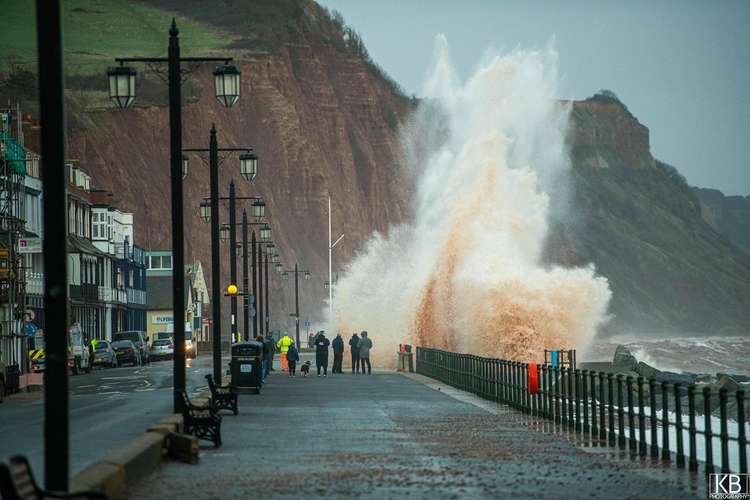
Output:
[[709, 473, 749, 499]]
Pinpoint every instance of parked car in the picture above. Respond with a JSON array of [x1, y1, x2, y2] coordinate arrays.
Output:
[[111, 340, 141, 367], [150, 339, 174, 361], [113, 331, 150, 365], [92, 341, 118, 368], [155, 332, 173, 343]]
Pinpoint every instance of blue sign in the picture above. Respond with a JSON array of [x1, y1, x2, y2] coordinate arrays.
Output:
[[550, 350, 559, 368], [249, 308, 256, 317], [23, 323, 38, 338], [304, 319, 310, 327]]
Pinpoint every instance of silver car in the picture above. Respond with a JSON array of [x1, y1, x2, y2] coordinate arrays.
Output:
[[149, 339, 174, 361]]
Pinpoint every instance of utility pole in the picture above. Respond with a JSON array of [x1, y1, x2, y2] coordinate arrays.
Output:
[[294, 263, 300, 346], [242, 209, 249, 341], [328, 196, 344, 326], [251, 231, 257, 338]]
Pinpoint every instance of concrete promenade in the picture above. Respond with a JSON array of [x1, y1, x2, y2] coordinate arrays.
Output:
[[128, 364, 703, 499]]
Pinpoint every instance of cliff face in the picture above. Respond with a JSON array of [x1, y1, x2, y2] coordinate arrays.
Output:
[[546, 95, 750, 335], [66, 0, 412, 333], [693, 188, 750, 255]]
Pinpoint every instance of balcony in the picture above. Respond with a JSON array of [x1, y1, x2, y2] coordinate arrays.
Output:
[[70, 283, 98, 302], [126, 288, 146, 306], [25, 272, 43, 296]]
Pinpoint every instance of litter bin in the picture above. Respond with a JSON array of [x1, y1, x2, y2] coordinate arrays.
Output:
[[230, 341, 263, 394]]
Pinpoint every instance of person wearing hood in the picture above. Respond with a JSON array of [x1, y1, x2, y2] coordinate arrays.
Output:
[[349, 332, 360, 374], [331, 333, 345, 374], [277, 331, 294, 372], [315, 331, 330, 377], [286, 342, 300, 377], [358, 331, 373, 375]]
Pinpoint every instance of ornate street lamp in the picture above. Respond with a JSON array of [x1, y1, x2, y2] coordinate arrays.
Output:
[[214, 64, 241, 107], [199, 200, 211, 223], [275, 263, 283, 273], [251, 199, 265, 219], [324, 281, 330, 290], [260, 224, 271, 242], [304, 271, 311, 280], [107, 65, 136, 109], [240, 151, 258, 181], [220, 224, 230, 242], [282, 271, 289, 280], [272, 254, 280, 264], [182, 154, 188, 179]]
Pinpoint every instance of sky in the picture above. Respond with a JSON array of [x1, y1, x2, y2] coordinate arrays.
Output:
[[317, 0, 750, 196]]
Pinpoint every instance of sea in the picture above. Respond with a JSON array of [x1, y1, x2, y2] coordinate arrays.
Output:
[[582, 335, 750, 377]]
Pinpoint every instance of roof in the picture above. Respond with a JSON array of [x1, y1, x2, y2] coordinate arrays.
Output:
[[67, 235, 107, 256]]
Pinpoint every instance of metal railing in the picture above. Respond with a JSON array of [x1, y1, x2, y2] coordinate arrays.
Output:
[[416, 346, 748, 475]]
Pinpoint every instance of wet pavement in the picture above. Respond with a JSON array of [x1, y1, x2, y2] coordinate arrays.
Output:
[[0, 355, 214, 478], [128, 368, 702, 499]]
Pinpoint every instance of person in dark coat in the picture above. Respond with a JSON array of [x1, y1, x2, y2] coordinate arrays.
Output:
[[331, 333, 345, 374], [264, 332, 276, 371], [287, 342, 300, 377], [358, 331, 373, 375], [349, 333, 360, 374], [315, 331, 330, 377]]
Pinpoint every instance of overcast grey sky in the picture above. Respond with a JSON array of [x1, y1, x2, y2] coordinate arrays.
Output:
[[318, 0, 749, 195]]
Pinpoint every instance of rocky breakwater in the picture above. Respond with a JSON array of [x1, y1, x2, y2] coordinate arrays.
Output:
[[606, 345, 749, 420]]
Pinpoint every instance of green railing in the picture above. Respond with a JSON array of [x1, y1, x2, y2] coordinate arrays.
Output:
[[0, 130, 27, 175]]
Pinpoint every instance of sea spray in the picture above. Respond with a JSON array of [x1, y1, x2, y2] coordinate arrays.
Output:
[[329, 38, 612, 367]]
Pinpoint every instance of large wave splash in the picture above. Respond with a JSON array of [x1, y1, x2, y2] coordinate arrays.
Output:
[[328, 37, 612, 366]]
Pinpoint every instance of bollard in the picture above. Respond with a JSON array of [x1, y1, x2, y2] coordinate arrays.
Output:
[[738, 390, 747, 474], [704, 386, 714, 474], [674, 383, 685, 468], [617, 375, 626, 449], [662, 381, 670, 461], [638, 377, 646, 457], [688, 385, 698, 472], [627, 376, 636, 452], [650, 379, 659, 459]]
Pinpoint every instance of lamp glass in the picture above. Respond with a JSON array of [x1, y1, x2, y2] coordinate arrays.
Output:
[[304, 271, 311, 280], [199, 200, 211, 223], [240, 152, 258, 181], [260, 224, 271, 241], [182, 154, 188, 180], [214, 64, 241, 107], [275, 263, 283, 273], [107, 66, 136, 109], [220, 225, 230, 241], [272, 254, 280, 263], [251, 199, 265, 219]]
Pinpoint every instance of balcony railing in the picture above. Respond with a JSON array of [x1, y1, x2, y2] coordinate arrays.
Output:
[[70, 284, 98, 302], [25, 272, 43, 296], [126, 288, 146, 306]]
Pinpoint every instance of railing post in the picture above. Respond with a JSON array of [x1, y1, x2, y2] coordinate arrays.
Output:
[[674, 383, 685, 468], [560, 367, 568, 426], [607, 373, 615, 445], [573, 368, 586, 432], [637, 377, 646, 457], [703, 386, 714, 474], [582, 370, 589, 434], [650, 379, 659, 459], [590, 371, 598, 439], [617, 374, 626, 448], [719, 388, 729, 473], [688, 385, 698, 472], [568, 366, 575, 429], [598, 372, 606, 441], [627, 376, 636, 452], [737, 390, 747, 474], [662, 381, 670, 461]]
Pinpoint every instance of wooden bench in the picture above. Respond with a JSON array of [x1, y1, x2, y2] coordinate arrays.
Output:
[[205, 374, 238, 415], [0, 455, 106, 500], [178, 390, 222, 448]]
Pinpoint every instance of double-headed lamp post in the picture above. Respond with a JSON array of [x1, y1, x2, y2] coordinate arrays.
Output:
[[108, 20, 241, 412], [189, 142, 259, 383]]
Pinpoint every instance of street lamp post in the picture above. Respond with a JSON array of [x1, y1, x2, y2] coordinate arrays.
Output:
[[242, 210, 249, 341], [185, 129, 258, 382], [327, 196, 344, 325], [109, 20, 240, 412], [229, 181, 237, 341], [36, 0, 69, 489]]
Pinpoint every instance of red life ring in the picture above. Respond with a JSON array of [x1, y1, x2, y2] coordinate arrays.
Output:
[[528, 362, 539, 394]]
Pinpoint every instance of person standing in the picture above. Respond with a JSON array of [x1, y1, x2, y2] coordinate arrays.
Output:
[[358, 331, 373, 375], [287, 342, 299, 377], [277, 331, 293, 372], [264, 332, 276, 372], [315, 331, 330, 377], [331, 333, 344, 374], [349, 332, 360, 374], [256, 335, 267, 379]]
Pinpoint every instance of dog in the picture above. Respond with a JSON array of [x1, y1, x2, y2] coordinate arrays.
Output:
[[300, 360, 311, 377]]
